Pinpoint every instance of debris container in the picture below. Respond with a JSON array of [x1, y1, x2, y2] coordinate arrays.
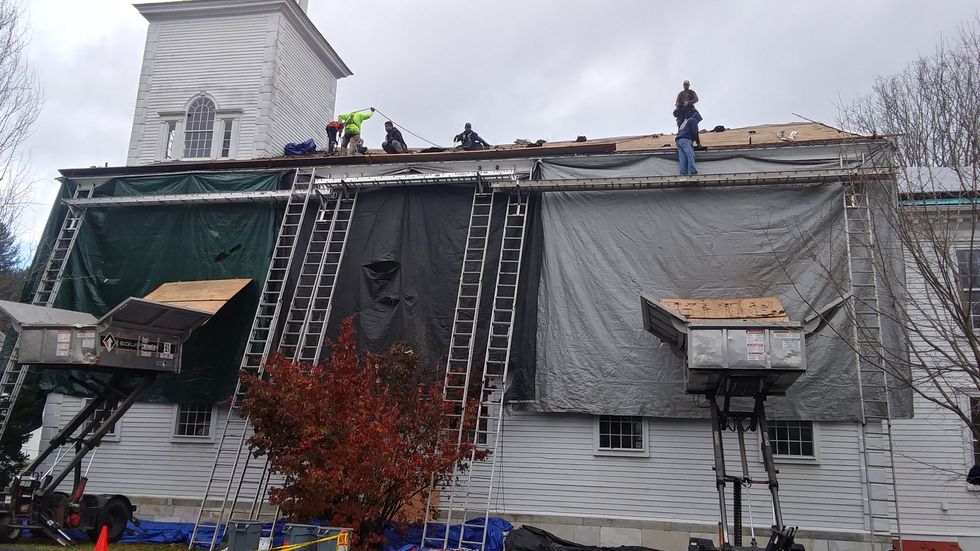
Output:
[[315, 526, 351, 551], [283, 524, 352, 551], [227, 521, 263, 551], [283, 524, 319, 548]]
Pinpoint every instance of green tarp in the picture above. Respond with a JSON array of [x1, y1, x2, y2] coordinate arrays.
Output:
[[33, 172, 283, 404]]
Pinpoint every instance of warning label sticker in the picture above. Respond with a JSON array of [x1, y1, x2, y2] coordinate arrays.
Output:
[[160, 342, 174, 360], [746, 330, 765, 360]]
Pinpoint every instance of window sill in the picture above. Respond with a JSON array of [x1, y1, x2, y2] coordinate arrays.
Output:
[[593, 448, 650, 458], [170, 435, 214, 444], [772, 455, 819, 465]]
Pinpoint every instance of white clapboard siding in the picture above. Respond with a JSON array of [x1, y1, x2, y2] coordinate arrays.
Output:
[[40, 394, 236, 500], [268, 13, 338, 156], [886, 239, 980, 538], [469, 412, 867, 533], [127, 11, 275, 165], [42, 393, 865, 533]]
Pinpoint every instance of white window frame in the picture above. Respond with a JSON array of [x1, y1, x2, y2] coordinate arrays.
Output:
[[217, 117, 236, 159], [762, 420, 820, 464], [960, 390, 980, 491], [85, 399, 121, 442], [161, 94, 242, 161], [170, 403, 217, 442], [955, 248, 980, 329], [156, 112, 184, 162], [593, 415, 649, 457]]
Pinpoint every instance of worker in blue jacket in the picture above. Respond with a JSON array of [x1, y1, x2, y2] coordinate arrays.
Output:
[[675, 108, 703, 175], [453, 123, 491, 150]]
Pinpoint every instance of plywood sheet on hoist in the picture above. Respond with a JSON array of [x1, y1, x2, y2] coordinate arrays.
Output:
[[660, 297, 790, 321], [143, 278, 251, 314]]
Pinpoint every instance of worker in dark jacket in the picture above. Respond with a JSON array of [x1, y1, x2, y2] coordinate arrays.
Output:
[[382, 121, 407, 153], [325, 120, 344, 154], [453, 123, 491, 150], [675, 108, 703, 175]]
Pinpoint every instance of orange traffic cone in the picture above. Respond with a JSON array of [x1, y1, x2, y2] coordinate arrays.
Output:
[[94, 524, 109, 551]]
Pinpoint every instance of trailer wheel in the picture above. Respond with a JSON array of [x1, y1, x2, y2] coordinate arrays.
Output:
[[0, 515, 22, 544], [86, 497, 131, 543]]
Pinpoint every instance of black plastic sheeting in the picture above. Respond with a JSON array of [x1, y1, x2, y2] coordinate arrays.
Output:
[[505, 526, 664, 551], [324, 184, 509, 383]]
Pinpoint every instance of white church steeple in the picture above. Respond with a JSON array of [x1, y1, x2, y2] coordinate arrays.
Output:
[[125, 0, 351, 165]]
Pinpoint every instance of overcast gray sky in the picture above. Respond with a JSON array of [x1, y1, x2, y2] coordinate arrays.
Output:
[[14, 0, 979, 251]]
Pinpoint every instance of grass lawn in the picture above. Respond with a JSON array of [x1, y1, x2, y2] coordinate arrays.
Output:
[[7, 541, 186, 551]]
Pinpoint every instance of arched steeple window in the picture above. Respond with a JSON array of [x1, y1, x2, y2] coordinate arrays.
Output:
[[183, 96, 216, 158]]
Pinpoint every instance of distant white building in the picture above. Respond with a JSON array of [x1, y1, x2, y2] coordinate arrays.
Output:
[[125, 0, 351, 165]]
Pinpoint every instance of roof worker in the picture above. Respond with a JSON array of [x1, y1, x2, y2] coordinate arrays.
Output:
[[382, 121, 407, 154], [325, 119, 344, 155], [675, 80, 699, 110], [675, 107, 703, 176], [453, 123, 491, 151], [338, 107, 374, 156]]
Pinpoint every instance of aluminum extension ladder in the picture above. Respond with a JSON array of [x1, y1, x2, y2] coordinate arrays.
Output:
[[0, 183, 94, 442], [189, 169, 318, 550], [279, 188, 358, 364], [422, 187, 496, 547], [424, 190, 531, 551], [842, 181, 904, 550]]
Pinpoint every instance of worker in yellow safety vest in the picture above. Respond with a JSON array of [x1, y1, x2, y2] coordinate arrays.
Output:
[[338, 108, 374, 156]]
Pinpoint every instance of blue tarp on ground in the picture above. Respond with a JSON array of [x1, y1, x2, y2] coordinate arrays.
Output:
[[384, 518, 513, 551], [23, 517, 511, 550]]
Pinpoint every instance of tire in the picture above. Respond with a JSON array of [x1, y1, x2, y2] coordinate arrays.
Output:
[[0, 516, 22, 544], [86, 497, 131, 543]]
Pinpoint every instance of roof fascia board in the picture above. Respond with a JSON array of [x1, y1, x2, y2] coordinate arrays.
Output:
[[58, 139, 888, 180], [133, 0, 352, 78]]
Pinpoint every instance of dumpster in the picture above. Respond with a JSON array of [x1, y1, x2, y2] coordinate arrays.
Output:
[[283, 524, 351, 551], [228, 521, 263, 551]]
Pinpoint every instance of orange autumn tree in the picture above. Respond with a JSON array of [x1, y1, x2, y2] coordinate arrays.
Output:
[[241, 317, 486, 548]]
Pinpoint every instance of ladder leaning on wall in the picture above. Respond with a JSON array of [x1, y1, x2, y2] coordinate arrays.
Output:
[[841, 179, 904, 550], [0, 183, 95, 442], [423, 189, 531, 551], [189, 168, 315, 550]]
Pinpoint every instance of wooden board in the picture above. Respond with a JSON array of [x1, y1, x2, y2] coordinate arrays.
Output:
[[661, 297, 790, 321], [144, 278, 251, 314]]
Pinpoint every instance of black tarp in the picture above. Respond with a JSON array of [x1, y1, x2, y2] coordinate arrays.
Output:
[[505, 526, 664, 551], [324, 184, 504, 380]]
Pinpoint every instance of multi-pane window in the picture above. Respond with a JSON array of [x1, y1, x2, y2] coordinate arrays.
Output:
[[971, 397, 979, 467], [88, 400, 118, 438], [768, 420, 815, 458], [597, 415, 645, 451], [173, 404, 213, 438], [164, 120, 177, 160], [956, 249, 980, 328], [219, 118, 234, 158], [183, 96, 216, 158]]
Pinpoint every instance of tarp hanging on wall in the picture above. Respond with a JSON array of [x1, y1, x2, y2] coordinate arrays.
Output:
[[519, 180, 911, 421], [324, 184, 499, 377], [37, 172, 283, 404]]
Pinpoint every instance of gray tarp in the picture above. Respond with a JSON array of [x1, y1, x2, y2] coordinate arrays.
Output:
[[521, 148, 911, 421]]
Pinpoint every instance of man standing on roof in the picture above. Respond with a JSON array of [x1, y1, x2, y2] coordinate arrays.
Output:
[[453, 123, 491, 151], [675, 80, 699, 111], [676, 108, 703, 176], [382, 121, 407, 154], [338, 107, 374, 156], [325, 119, 344, 155]]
